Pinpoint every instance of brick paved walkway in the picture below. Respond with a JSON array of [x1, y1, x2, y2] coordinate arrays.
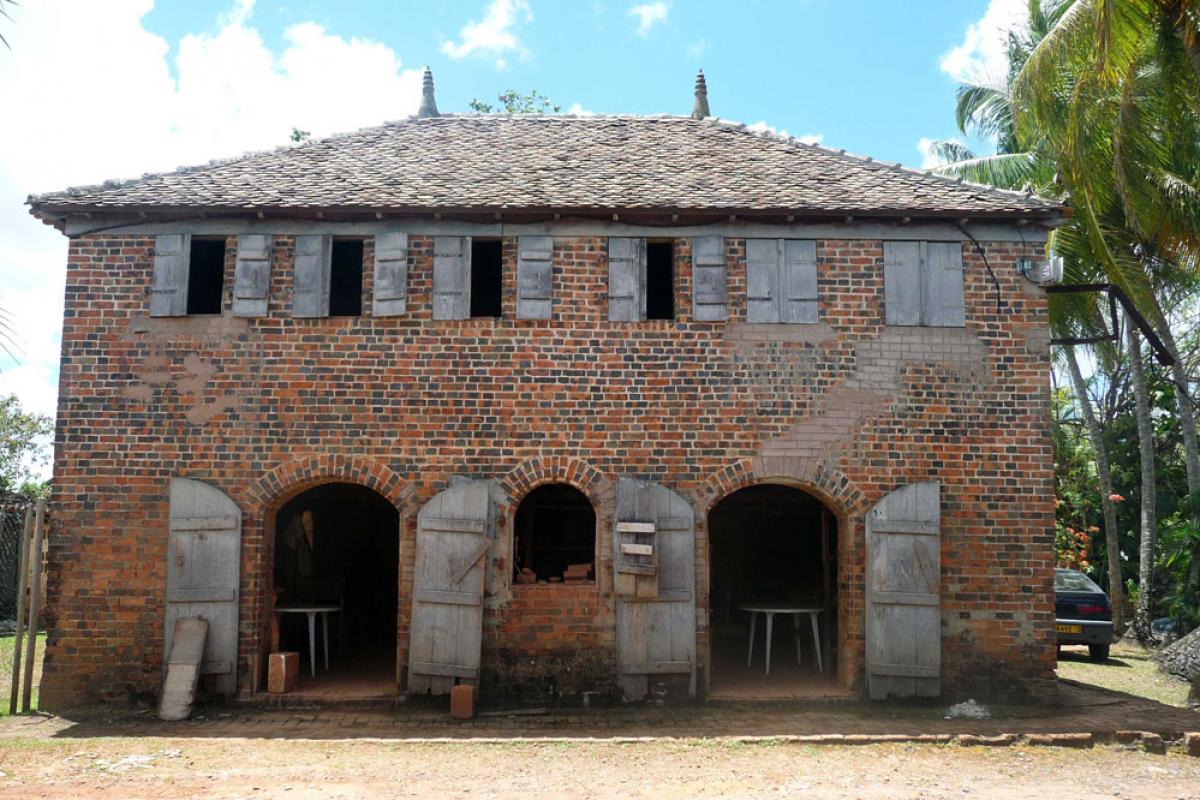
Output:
[[2, 680, 1197, 744]]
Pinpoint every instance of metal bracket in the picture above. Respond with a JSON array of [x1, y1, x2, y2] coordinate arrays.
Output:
[[1046, 283, 1175, 366]]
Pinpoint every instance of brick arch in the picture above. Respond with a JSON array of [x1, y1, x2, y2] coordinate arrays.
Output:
[[694, 455, 867, 518], [247, 454, 414, 514], [498, 456, 614, 515]]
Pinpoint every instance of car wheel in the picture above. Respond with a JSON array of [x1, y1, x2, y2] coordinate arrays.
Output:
[[1088, 644, 1110, 662]]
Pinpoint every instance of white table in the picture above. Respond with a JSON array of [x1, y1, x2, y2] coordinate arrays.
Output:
[[740, 603, 823, 675], [274, 604, 340, 677]]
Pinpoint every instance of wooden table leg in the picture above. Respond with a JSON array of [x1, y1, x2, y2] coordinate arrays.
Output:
[[746, 611, 756, 668], [307, 612, 317, 677], [322, 612, 330, 671], [809, 612, 823, 673], [764, 612, 774, 676]]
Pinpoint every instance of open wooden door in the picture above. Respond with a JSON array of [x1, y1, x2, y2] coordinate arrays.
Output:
[[408, 480, 494, 695], [865, 481, 941, 699], [166, 477, 242, 697], [613, 478, 696, 700]]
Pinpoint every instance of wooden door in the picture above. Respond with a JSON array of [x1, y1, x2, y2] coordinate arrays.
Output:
[[614, 478, 696, 700], [166, 477, 242, 697], [408, 480, 494, 695], [865, 481, 941, 699]]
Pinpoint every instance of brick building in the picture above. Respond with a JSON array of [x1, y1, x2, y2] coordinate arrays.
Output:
[[28, 73, 1064, 710]]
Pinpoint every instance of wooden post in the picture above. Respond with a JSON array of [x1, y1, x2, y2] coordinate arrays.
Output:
[[8, 505, 33, 715], [21, 499, 46, 713]]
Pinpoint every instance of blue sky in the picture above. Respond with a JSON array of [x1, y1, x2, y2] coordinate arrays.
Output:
[[140, 0, 1003, 163], [0, 0, 1022, 440]]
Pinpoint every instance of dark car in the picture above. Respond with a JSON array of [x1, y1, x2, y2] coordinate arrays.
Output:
[[1054, 568, 1115, 661]]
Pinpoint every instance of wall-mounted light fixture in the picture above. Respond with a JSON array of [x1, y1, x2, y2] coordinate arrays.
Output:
[[1018, 254, 1064, 284]]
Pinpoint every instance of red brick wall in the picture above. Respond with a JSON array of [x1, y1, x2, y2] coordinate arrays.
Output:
[[40, 231, 1056, 708]]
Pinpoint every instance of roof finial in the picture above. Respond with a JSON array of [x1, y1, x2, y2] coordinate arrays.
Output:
[[691, 69, 710, 120], [418, 67, 440, 118]]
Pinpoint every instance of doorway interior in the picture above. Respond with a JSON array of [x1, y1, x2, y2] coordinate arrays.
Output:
[[708, 484, 844, 699], [273, 483, 399, 699]]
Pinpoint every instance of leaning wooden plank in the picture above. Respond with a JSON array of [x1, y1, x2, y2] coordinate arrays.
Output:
[[20, 499, 45, 713], [7, 505, 32, 714], [158, 617, 209, 721]]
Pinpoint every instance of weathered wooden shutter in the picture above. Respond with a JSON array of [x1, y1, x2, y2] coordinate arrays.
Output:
[[691, 236, 727, 321], [608, 237, 646, 322], [408, 479, 494, 695], [433, 236, 471, 320], [372, 232, 409, 317], [613, 478, 696, 700], [922, 242, 966, 327], [150, 233, 191, 317], [232, 234, 271, 317], [883, 241, 923, 326], [782, 239, 818, 323], [746, 238, 782, 323], [516, 235, 553, 320], [165, 477, 241, 697], [293, 234, 331, 318], [865, 481, 941, 700]]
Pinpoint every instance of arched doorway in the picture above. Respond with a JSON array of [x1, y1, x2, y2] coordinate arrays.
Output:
[[708, 484, 840, 699], [273, 483, 399, 697]]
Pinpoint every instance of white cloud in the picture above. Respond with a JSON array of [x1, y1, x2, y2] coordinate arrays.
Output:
[[567, 102, 597, 116], [917, 136, 968, 169], [629, 2, 669, 37], [687, 38, 707, 60], [747, 121, 822, 146], [441, 0, 533, 69], [940, 0, 1026, 85], [0, 0, 425, 473]]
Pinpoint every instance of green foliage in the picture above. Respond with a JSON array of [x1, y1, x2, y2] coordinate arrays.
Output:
[[0, 394, 52, 495], [289, 127, 311, 143], [468, 89, 561, 115], [1157, 504, 1200, 629]]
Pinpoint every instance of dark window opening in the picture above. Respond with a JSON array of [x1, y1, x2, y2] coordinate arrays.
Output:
[[646, 240, 675, 320], [471, 239, 503, 318], [329, 239, 364, 316], [186, 239, 226, 314], [513, 484, 596, 584]]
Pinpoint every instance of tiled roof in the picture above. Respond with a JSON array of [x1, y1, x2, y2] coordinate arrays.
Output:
[[27, 115, 1062, 220]]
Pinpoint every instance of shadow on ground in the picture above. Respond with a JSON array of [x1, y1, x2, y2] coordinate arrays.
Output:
[[0, 679, 1194, 743]]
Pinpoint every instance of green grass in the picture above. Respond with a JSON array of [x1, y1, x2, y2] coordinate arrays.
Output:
[[0, 632, 46, 715], [1056, 641, 1192, 708]]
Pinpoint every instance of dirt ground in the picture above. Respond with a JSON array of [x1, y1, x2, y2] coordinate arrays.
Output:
[[0, 737, 1197, 800]]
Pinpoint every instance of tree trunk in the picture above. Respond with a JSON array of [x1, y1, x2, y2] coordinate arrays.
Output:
[[1156, 323, 1200, 594], [1065, 346, 1126, 632], [1126, 322, 1157, 643]]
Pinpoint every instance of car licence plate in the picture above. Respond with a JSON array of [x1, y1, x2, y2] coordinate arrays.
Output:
[[1056, 624, 1083, 634]]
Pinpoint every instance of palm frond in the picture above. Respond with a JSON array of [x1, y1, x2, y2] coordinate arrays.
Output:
[[931, 151, 1045, 191]]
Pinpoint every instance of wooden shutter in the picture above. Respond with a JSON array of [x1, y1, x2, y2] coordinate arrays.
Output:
[[691, 236, 727, 321], [293, 234, 331, 318], [614, 478, 696, 700], [231, 234, 271, 317], [166, 477, 241, 697], [922, 242, 966, 327], [433, 236, 470, 320], [408, 479, 494, 695], [782, 239, 818, 323], [746, 238, 782, 323], [372, 232, 409, 317], [516, 235, 553, 320], [608, 237, 646, 322], [883, 241, 923, 326], [865, 481, 941, 700], [150, 233, 191, 317]]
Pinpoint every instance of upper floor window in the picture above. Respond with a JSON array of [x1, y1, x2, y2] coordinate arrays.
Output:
[[746, 238, 817, 323], [646, 241, 675, 320], [328, 239, 364, 317], [470, 239, 503, 318], [883, 241, 966, 327], [150, 233, 227, 317], [186, 239, 226, 315]]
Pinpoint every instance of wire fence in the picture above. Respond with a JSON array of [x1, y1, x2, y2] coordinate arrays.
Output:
[[0, 493, 46, 713]]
